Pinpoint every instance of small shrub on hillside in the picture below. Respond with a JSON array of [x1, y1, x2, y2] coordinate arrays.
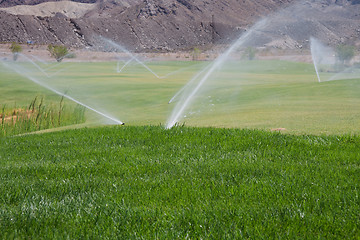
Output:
[[336, 44, 355, 65], [48, 44, 69, 62], [192, 47, 202, 61], [10, 42, 22, 61], [243, 47, 256, 60]]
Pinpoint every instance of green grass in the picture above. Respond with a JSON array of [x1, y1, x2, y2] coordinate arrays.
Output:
[[0, 126, 359, 239], [1, 60, 359, 134], [1, 60, 359, 238], [0, 96, 86, 137]]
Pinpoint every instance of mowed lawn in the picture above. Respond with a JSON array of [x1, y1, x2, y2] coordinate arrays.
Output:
[[1, 60, 360, 134], [0, 126, 359, 238]]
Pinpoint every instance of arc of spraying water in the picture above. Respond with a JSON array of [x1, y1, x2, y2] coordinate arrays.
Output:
[[18, 53, 73, 78], [47, 66, 73, 77], [29, 52, 75, 72], [2, 61, 124, 125], [160, 62, 206, 80], [166, 19, 268, 129], [328, 66, 360, 82], [43, 61, 66, 72], [168, 63, 213, 104], [41, 52, 78, 71], [310, 37, 322, 83], [18, 53, 51, 77], [100, 37, 162, 79], [116, 56, 135, 73], [101, 37, 205, 80], [30, 55, 49, 65]]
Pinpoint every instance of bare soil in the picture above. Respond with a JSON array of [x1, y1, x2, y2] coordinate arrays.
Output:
[[0, 1, 96, 18], [1, 0, 359, 52], [0, 43, 316, 63]]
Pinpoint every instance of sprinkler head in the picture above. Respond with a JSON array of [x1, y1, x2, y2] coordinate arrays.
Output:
[[121, 122, 125, 126]]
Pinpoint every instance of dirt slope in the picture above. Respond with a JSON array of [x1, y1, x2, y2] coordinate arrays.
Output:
[[0, 0, 96, 8], [0, 1, 96, 18], [0, 0, 359, 51]]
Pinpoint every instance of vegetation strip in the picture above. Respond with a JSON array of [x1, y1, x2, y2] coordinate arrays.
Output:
[[1, 96, 86, 137]]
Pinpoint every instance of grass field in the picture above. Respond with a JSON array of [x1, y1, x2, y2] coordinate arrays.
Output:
[[1, 59, 359, 135], [0, 126, 359, 238], [1, 59, 360, 238]]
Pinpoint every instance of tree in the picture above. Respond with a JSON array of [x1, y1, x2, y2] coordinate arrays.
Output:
[[243, 47, 256, 60], [10, 42, 22, 61], [192, 47, 201, 61], [47, 44, 69, 62], [336, 44, 355, 65]]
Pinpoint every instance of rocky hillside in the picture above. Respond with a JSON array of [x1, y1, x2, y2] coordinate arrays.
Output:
[[0, 0, 96, 7], [0, 0, 359, 51]]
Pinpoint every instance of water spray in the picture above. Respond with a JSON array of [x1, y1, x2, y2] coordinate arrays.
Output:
[[18, 53, 72, 78], [100, 37, 162, 79], [2, 61, 124, 125], [160, 62, 206, 80], [102, 37, 206, 80], [116, 56, 135, 73], [310, 37, 322, 83], [166, 19, 268, 129], [168, 63, 212, 104]]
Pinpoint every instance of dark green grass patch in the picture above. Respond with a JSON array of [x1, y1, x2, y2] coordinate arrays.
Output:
[[0, 126, 359, 239]]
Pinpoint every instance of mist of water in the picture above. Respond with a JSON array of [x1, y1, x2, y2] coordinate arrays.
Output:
[[99, 37, 210, 82], [161, 62, 207, 80], [168, 63, 212, 104], [310, 38, 322, 82], [310, 37, 359, 82], [30, 55, 48, 65], [165, 19, 269, 129], [15, 53, 72, 78], [310, 37, 336, 82], [1, 57, 124, 125], [116, 56, 135, 73], [328, 67, 360, 81], [100, 37, 162, 78]]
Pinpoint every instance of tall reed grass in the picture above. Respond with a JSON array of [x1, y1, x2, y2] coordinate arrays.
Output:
[[0, 96, 86, 137]]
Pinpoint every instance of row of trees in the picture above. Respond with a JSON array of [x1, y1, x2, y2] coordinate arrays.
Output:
[[10, 42, 70, 62]]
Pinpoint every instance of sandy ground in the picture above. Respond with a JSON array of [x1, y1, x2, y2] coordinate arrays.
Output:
[[0, 1, 96, 18], [0, 44, 205, 62], [1, 43, 358, 63]]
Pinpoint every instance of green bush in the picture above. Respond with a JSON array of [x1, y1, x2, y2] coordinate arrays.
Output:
[[336, 44, 355, 65], [192, 47, 202, 61], [9, 42, 22, 61], [47, 44, 69, 62], [243, 47, 256, 60]]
